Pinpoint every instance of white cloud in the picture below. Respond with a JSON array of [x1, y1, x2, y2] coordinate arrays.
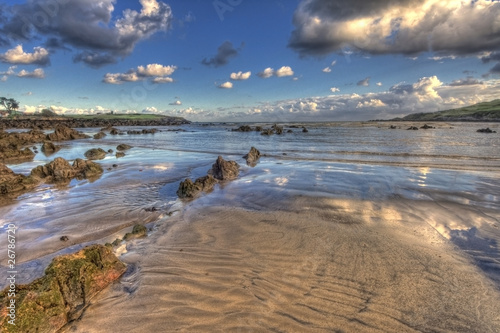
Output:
[[17, 68, 45, 79], [322, 67, 331, 73], [142, 106, 160, 114], [330, 87, 340, 93], [104, 63, 176, 84], [258, 67, 274, 78], [169, 100, 182, 105], [275, 66, 294, 77], [0, 76, 7, 82], [230, 71, 251, 80], [376, 82, 383, 86], [137, 64, 176, 77], [356, 99, 386, 108], [0, 45, 50, 66], [331, 60, 337, 66], [152, 77, 174, 84], [218, 81, 233, 89]]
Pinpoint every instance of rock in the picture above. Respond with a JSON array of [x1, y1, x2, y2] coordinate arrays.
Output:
[[0, 163, 39, 195], [84, 148, 107, 160], [116, 144, 132, 151], [123, 224, 148, 241], [389, 125, 397, 129], [177, 175, 218, 198], [0, 147, 35, 163], [420, 124, 434, 129], [272, 124, 283, 135], [233, 125, 252, 132], [0, 245, 126, 332], [260, 128, 274, 135], [41, 141, 61, 154], [72, 158, 104, 179], [93, 131, 107, 139], [477, 128, 497, 133], [116, 152, 125, 158], [407, 126, 419, 130], [60, 236, 69, 241], [46, 125, 89, 141], [30, 157, 103, 182], [108, 149, 113, 153], [302, 127, 309, 133], [287, 129, 293, 133], [109, 128, 119, 135], [255, 126, 262, 131], [243, 147, 261, 166], [209, 156, 239, 180]]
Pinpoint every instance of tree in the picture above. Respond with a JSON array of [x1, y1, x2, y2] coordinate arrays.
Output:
[[0, 97, 20, 116]]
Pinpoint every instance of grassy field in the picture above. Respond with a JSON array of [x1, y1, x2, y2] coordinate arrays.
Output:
[[398, 99, 500, 121]]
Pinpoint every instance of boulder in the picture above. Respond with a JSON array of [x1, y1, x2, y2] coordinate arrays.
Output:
[[0, 245, 126, 333], [420, 124, 434, 129], [272, 124, 283, 135], [260, 128, 274, 135], [93, 131, 107, 139], [243, 147, 261, 166], [123, 224, 148, 241], [116, 152, 125, 158], [0, 163, 39, 195], [46, 125, 89, 141], [407, 126, 419, 130], [177, 175, 218, 198], [109, 128, 119, 135], [41, 141, 61, 154], [233, 125, 252, 132], [84, 148, 107, 160], [477, 128, 497, 133], [302, 127, 309, 133], [209, 156, 239, 180], [116, 144, 132, 151], [30, 157, 103, 182], [0, 147, 35, 163], [72, 158, 104, 179]]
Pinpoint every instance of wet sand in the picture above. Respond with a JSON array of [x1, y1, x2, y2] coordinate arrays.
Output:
[[68, 196, 500, 332]]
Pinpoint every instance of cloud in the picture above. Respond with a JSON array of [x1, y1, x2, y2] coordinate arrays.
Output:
[[288, 0, 500, 57], [449, 77, 484, 86], [356, 99, 386, 108], [169, 100, 182, 105], [0, 76, 7, 82], [0, 0, 172, 67], [202, 41, 240, 67], [218, 81, 233, 89], [322, 67, 331, 73], [330, 87, 340, 93], [0, 45, 50, 65], [275, 66, 294, 77], [103, 63, 176, 84], [480, 51, 500, 74], [376, 82, 382, 86], [17, 68, 45, 79], [73, 51, 117, 68], [230, 71, 251, 80], [258, 67, 274, 78], [357, 77, 370, 86]]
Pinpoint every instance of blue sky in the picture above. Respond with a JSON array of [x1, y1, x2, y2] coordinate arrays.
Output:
[[0, 0, 499, 121]]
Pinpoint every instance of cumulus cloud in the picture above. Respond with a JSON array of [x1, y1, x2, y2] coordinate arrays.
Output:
[[357, 77, 370, 86], [0, 45, 50, 66], [356, 99, 386, 108], [330, 87, 340, 93], [230, 71, 251, 80], [17, 68, 45, 79], [449, 77, 484, 86], [0, 76, 7, 82], [288, 0, 500, 57], [322, 67, 331, 73], [218, 81, 233, 89], [103, 63, 176, 84], [202, 41, 240, 67], [0, 0, 172, 67], [258, 67, 274, 78], [376, 82, 383, 86], [275, 66, 294, 77], [169, 100, 182, 105]]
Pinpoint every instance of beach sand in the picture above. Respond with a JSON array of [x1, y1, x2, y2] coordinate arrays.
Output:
[[67, 196, 500, 332]]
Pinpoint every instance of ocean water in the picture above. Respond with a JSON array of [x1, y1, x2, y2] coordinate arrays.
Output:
[[1, 121, 499, 293]]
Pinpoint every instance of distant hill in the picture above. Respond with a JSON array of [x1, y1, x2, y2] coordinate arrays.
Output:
[[389, 99, 500, 122]]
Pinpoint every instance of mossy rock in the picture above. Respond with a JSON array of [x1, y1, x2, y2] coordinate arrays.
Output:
[[0, 245, 126, 333], [123, 224, 147, 241], [84, 148, 107, 160], [116, 144, 132, 151]]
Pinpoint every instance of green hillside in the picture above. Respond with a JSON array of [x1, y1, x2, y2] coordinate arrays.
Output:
[[393, 99, 500, 121]]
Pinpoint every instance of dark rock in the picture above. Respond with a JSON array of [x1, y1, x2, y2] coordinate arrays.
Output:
[[233, 125, 252, 132], [477, 128, 497, 133], [30, 157, 103, 182], [112, 164, 118, 168], [46, 125, 89, 141], [260, 128, 274, 135], [93, 131, 107, 139], [209, 156, 239, 180], [389, 125, 397, 129], [84, 148, 107, 160], [243, 147, 261, 166], [0, 163, 39, 195], [255, 126, 262, 131], [177, 175, 218, 198], [41, 141, 61, 154], [272, 124, 283, 135], [420, 124, 434, 129], [116, 144, 132, 151], [123, 224, 148, 241], [287, 129, 293, 133], [0, 245, 126, 332], [116, 152, 125, 158], [108, 149, 113, 153], [302, 127, 308, 133], [60, 236, 69, 241], [407, 126, 419, 130], [110, 128, 119, 135]]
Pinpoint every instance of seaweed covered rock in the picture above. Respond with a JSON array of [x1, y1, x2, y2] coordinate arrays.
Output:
[[0, 245, 126, 333], [93, 131, 107, 139], [0, 163, 39, 195], [84, 148, 107, 160], [177, 175, 218, 198], [123, 224, 148, 241], [116, 144, 132, 151], [243, 146, 261, 166], [30, 157, 103, 182], [46, 125, 89, 141], [41, 141, 61, 155], [209, 156, 239, 180]]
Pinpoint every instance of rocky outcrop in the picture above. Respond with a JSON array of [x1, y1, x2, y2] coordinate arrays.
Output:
[[272, 124, 283, 135], [41, 141, 61, 154], [0, 129, 46, 163], [302, 127, 309, 133], [0, 147, 35, 163], [116, 152, 125, 158], [407, 126, 419, 130], [46, 125, 89, 141], [243, 147, 261, 166], [209, 156, 239, 180], [0, 245, 126, 333], [123, 224, 148, 241], [177, 175, 218, 198], [0, 163, 39, 195], [93, 131, 107, 139], [260, 128, 274, 135], [116, 144, 132, 151], [84, 148, 107, 160], [31, 157, 103, 182], [233, 125, 252, 132], [477, 127, 497, 133], [420, 124, 434, 129]]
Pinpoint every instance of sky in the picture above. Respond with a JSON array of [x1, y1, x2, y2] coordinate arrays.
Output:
[[0, 0, 499, 122]]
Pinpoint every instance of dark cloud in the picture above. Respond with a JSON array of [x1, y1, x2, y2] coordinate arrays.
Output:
[[490, 62, 500, 74], [480, 52, 500, 74], [0, 0, 172, 67], [389, 82, 414, 95], [357, 77, 370, 86], [449, 77, 483, 86], [44, 38, 71, 51], [202, 41, 241, 67], [73, 51, 117, 68], [289, 0, 500, 57]]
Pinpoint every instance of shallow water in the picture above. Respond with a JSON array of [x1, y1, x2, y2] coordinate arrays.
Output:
[[1, 122, 500, 331]]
